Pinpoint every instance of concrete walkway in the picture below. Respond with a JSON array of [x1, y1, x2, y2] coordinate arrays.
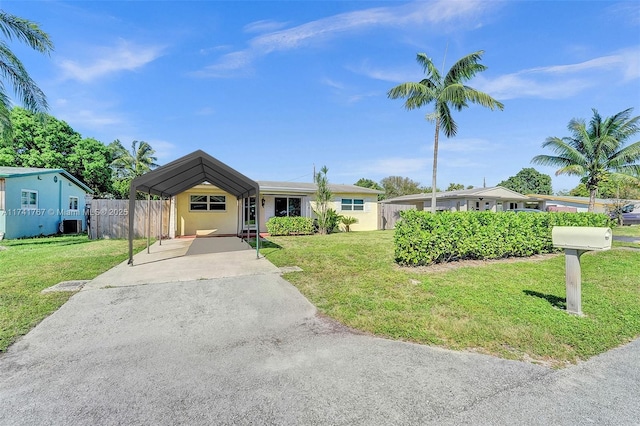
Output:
[[1, 239, 639, 425], [86, 237, 280, 289]]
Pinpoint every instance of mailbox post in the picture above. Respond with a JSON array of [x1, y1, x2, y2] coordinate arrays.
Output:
[[551, 226, 612, 315]]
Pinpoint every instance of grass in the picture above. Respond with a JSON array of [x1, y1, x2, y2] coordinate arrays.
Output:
[[613, 224, 640, 238], [260, 230, 640, 368], [0, 235, 148, 352]]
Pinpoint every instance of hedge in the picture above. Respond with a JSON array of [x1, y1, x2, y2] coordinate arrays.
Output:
[[394, 210, 614, 266], [265, 216, 314, 236]]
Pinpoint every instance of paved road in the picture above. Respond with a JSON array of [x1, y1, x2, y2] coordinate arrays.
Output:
[[1, 240, 638, 425]]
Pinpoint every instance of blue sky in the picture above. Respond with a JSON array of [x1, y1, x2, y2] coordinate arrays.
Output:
[[6, 1, 640, 193]]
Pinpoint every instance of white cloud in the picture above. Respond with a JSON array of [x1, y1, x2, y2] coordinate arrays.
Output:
[[476, 47, 640, 100], [62, 108, 123, 128], [146, 139, 177, 164], [196, 0, 493, 78], [243, 20, 289, 34], [57, 39, 165, 83]]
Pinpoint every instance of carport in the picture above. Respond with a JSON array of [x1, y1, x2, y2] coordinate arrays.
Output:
[[127, 150, 260, 265]]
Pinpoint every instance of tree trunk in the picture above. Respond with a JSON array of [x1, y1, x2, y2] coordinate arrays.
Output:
[[431, 118, 440, 214], [588, 188, 596, 212]]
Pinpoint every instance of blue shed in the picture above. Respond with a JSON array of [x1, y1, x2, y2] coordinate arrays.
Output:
[[0, 167, 93, 239]]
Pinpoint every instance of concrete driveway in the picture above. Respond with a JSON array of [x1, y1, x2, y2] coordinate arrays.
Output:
[[1, 239, 639, 425]]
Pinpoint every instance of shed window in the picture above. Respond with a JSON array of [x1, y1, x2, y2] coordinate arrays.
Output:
[[190, 195, 226, 211], [69, 196, 79, 211], [341, 198, 364, 211], [21, 190, 38, 210]]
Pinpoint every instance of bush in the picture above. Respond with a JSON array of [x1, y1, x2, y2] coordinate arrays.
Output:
[[266, 216, 314, 236], [394, 210, 613, 266]]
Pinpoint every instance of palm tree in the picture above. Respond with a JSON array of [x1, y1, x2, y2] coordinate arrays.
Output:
[[110, 140, 159, 178], [388, 50, 503, 213], [0, 11, 53, 129], [532, 108, 640, 212]]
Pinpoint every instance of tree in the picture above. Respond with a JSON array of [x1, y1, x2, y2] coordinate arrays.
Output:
[[497, 168, 552, 195], [0, 11, 53, 130], [354, 178, 384, 200], [313, 165, 332, 235], [446, 183, 465, 191], [568, 175, 640, 200], [532, 108, 640, 212], [388, 50, 503, 213], [380, 176, 422, 199], [0, 107, 113, 194], [109, 140, 159, 198]]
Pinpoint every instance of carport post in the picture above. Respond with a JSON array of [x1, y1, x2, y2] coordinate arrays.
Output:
[[146, 192, 151, 254], [255, 190, 260, 259], [159, 196, 163, 246]]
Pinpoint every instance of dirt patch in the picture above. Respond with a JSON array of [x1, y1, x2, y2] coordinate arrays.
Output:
[[397, 253, 561, 273]]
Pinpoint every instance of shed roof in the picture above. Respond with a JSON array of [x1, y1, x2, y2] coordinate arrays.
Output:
[[130, 150, 259, 199], [0, 166, 93, 193]]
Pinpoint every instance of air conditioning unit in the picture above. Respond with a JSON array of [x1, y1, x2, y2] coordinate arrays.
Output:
[[61, 219, 83, 234]]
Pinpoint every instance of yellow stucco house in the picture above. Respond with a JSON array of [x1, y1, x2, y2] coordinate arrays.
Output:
[[173, 181, 381, 237]]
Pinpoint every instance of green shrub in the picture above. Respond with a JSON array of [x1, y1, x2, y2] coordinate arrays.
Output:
[[325, 209, 342, 234], [394, 210, 613, 266], [266, 216, 314, 236]]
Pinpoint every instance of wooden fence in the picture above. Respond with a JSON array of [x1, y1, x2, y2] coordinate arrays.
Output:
[[378, 203, 415, 230], [88, 199, 170, 240]]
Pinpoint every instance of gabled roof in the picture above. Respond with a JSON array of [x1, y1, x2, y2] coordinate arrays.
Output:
[[383, 186, 530, 203], [258, 180, 383, 195], [130, 150, 258, 199], [0, 166, 93, 193]]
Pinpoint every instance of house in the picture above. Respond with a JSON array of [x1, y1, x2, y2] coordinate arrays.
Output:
[[0, 167, 92, 239], [173, 181, 381, 237], [527, 194, 640, 214], [382, 186, 533, 212], [126, 150, 382, 253]]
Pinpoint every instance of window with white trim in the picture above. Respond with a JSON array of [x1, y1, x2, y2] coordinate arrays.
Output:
[[341, 198, 364, 211], [69, 196, 79, 211], [21, 190, 38, 210], [189, 195, 226, 211]]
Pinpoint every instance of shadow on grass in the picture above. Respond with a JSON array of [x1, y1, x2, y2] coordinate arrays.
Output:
[[2, 235, 92, 248], [247, 238, 282, 250], [523, 290, 566, 310]]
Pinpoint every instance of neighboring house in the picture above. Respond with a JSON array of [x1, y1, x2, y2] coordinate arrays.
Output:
[[527, 194, 640, 214], [173, 181, 382, 237], [0, 167, 92, 239], [382, 186, 533, 212]]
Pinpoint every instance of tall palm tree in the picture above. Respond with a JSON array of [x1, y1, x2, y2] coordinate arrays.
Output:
[[110, 140, 159, 178], [388, 50, 503, 213], [532, 108, 640, 212], [0, 11, 53, 129]]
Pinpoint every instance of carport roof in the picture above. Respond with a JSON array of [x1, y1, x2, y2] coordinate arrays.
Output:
[[130, 149, 258, 199]]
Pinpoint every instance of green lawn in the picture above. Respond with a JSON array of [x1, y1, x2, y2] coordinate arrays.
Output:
[[0, 235, 148, 351], [260, 229, 640, 367]]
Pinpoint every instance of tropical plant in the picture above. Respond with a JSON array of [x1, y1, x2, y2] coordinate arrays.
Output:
[[532, 108, 640, 212], [313, 165, 333, 234], [341, 216, 358, 232], [0, 11, 53, 130], [388, 50, 504, 213], [110, 140, 159, 178], [446, 183, 465, 191]]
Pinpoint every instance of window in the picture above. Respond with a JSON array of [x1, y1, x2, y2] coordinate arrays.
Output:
[[341, 198, 364, 211], [190, 195, 226, 211], [509, 202, 518, 210], [69, 196, 79, 211], [21, 190, 38, 210], [275, 197, 301, 217]]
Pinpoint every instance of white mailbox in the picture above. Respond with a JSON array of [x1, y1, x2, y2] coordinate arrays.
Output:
[[552, 226, 612, 251], [551, 226, 612, 316]]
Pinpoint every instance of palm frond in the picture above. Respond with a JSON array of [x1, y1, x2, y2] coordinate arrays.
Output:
[[0, 12, 53, 54], [0, 42, 47, 112], [443, 50, 485, 86]]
